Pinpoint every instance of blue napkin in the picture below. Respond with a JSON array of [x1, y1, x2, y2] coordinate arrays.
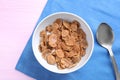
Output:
[[16, 0, 120, 80]]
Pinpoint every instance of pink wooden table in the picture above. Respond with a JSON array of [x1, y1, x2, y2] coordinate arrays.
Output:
[[0, 0, 47, 79]]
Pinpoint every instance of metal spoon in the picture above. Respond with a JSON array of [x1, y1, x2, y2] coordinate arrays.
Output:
[[96, 23, 120, 80]]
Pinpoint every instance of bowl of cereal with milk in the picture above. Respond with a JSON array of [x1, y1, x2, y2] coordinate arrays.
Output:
[[32, 12, 94, 74]]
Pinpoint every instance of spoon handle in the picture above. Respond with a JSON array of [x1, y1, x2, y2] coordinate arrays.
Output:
[[108, 47, 120, 80]]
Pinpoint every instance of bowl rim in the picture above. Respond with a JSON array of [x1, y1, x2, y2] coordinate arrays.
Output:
[[32, 12, 94, 74]]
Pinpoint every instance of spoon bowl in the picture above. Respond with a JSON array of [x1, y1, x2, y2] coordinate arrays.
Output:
[[96, 23, 114, 48]]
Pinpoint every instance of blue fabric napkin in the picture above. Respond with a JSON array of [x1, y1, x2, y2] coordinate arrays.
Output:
[[16, 0, 120, 80]]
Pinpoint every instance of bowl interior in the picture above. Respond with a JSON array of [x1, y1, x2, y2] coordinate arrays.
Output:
[[32, 12, 94, 74]]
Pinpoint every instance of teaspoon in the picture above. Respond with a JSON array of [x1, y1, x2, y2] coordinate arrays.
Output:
[[96, 23, 120, 80]]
